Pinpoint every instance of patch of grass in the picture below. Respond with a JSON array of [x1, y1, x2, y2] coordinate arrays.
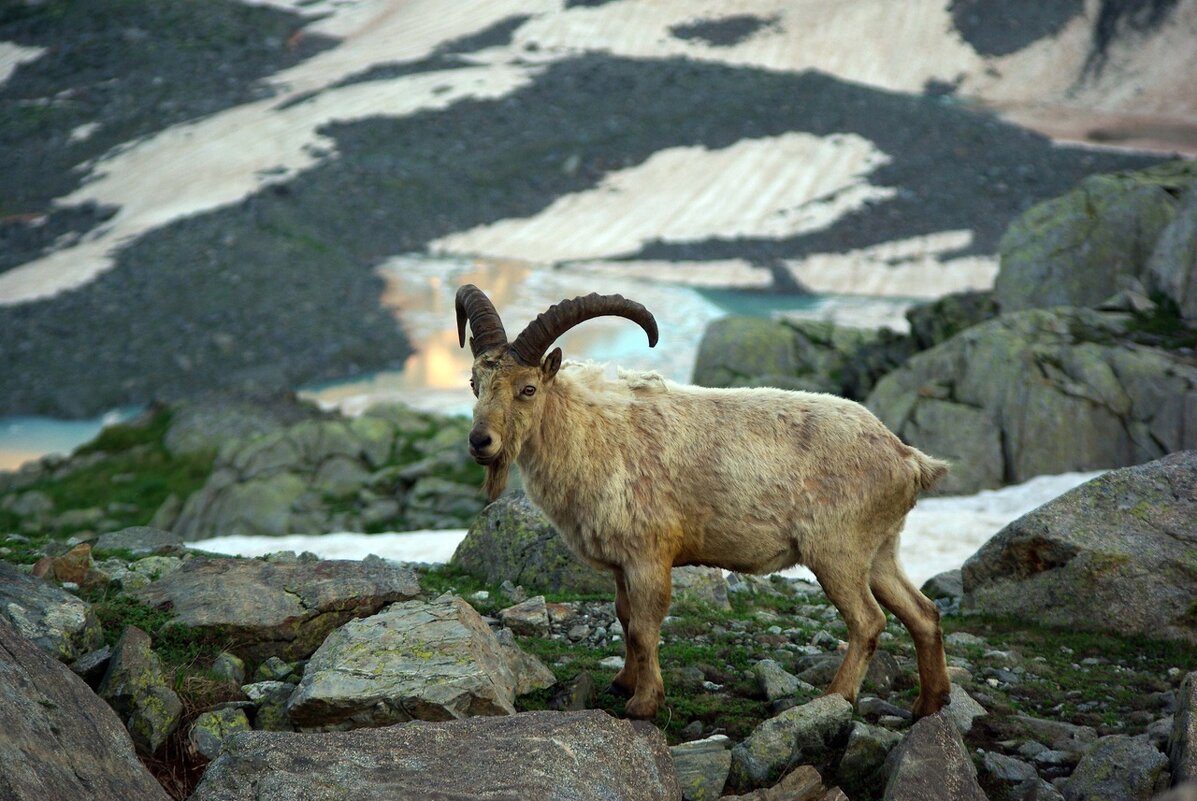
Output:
[[0, 406, 215, 541], [1126, 293, 1197, 349]]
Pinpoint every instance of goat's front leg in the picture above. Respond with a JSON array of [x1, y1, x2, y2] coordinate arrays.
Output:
[[608, 567, 639, 698], [620, 560, 671, 720]]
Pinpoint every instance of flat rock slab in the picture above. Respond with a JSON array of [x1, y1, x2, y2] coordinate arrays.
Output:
[[132, 557, 420, 661], [191, 710, 681, 801], [0, 615, 170, 801], [286, 596, 518, 730], [0, 559, 103, 662]]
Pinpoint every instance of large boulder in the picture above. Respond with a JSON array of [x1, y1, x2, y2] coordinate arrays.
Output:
[[867, 308, 1197, 493], [452, 492, 614, 595], [995, 161, 1197, 313], [0, 615, 170, 801], [0, 560, 103, 661], [962, 452, 1197, 642], [132, 556, 421, 662], [190, 710, 681, 800], [286, 595, 519, 730]]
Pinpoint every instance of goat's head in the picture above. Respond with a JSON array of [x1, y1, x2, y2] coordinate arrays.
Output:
[[455, 284, 658, 499]]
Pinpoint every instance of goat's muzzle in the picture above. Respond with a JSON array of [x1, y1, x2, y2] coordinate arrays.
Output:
[[468, 427, 501, 465]]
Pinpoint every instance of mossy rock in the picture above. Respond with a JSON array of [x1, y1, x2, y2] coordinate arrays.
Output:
[[995, 160, 1197, 314], [451, 492, 614, 596]]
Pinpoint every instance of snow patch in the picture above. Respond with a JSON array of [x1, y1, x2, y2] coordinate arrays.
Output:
[[188, 471, 1105, 587]]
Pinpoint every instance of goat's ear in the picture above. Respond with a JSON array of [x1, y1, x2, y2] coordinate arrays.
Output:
[[541, 347, 562, 380]]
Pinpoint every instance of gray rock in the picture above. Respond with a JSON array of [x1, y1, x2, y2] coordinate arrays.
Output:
[[693, 316, 800, 389], [211, 652, 246, 685], [190, 710, 681, 801], [403, 476, 485, 529], [755, 659, 801, 701], [254, 655, 295, 682], [867, 308, 1197, 493], [1062, 735, 1170, 801], [694, 315, 914, 401], [1171, 672, 1197, 782], [70, 645, 112, 685], [962, 453, 1197, 642], [499, 595, 550, 637], [836, 721, 902, 798], [452, 491, 614, 594], [980, 750, 1038, 784], [671, 734, 732, 801], [1012, 779, 1066, 801], [1009, 715, 1098, 754], [672, 566, 731, 611], [0, 560, 103, 662], [97, 626, 183, 755], [131, 556, 420, 662], [163, 391, 318, 456], [493, 627, 557, 696], [729, 694, 853, 790], [883, 710, 987, 801], [946, 684, 987, 734], [286, 596, 518, 730], [718, 764, 828, 800], [0, 615, 170, 801], [1147, 181, 1197, 322], [906, 290, 999, 350], [189, 708, 252, 761], [241, 681, 294, 731], [995, 161, 1196, 313], [93, 526, 184, 555], [921, 569, 963, 601]]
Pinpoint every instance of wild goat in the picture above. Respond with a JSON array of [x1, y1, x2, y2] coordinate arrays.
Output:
[[456, 284, 952, 720]]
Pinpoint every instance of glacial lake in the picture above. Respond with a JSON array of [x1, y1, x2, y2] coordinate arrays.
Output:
[[0, 258, 916, 470]]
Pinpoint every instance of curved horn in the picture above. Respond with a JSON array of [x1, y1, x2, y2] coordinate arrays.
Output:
[[509, 292, 659, 366], [455, 284, 509, 357]]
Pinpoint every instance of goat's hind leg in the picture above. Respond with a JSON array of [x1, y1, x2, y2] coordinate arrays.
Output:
[[869, 534, 951, 719], [811, 555, 886, 707]]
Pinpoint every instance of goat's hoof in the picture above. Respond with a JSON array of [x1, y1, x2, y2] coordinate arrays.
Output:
[[911, 690, 952, 721], [625, 696, 660, 720], [604, 682, 634, 699]]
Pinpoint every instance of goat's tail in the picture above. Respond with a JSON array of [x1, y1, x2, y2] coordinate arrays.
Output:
[[910, 448, 950, 492]]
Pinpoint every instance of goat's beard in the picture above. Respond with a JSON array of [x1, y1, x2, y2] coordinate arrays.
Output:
[[483, 455, 512, 501]]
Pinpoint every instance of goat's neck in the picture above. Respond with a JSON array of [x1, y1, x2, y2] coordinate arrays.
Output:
[[516, 377, 594, 513]]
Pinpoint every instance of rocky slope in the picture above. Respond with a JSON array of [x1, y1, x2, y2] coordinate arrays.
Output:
[[0, 0, 1184, 417]]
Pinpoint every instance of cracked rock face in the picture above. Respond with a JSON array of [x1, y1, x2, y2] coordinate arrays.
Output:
[[866, 308, 1197, 494], [995, 161, 1196, 314], [286, 595, 519, 730], [962, 452, 1197, 642], [131, 557, 421, 662]]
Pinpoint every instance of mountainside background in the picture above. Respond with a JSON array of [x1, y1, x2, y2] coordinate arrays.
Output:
[[1, 0, 1194, 418]]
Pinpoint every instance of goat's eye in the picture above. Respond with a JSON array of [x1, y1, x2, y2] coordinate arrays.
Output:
[[521, 385, 536, 397], [469, 379, 477, 397]]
